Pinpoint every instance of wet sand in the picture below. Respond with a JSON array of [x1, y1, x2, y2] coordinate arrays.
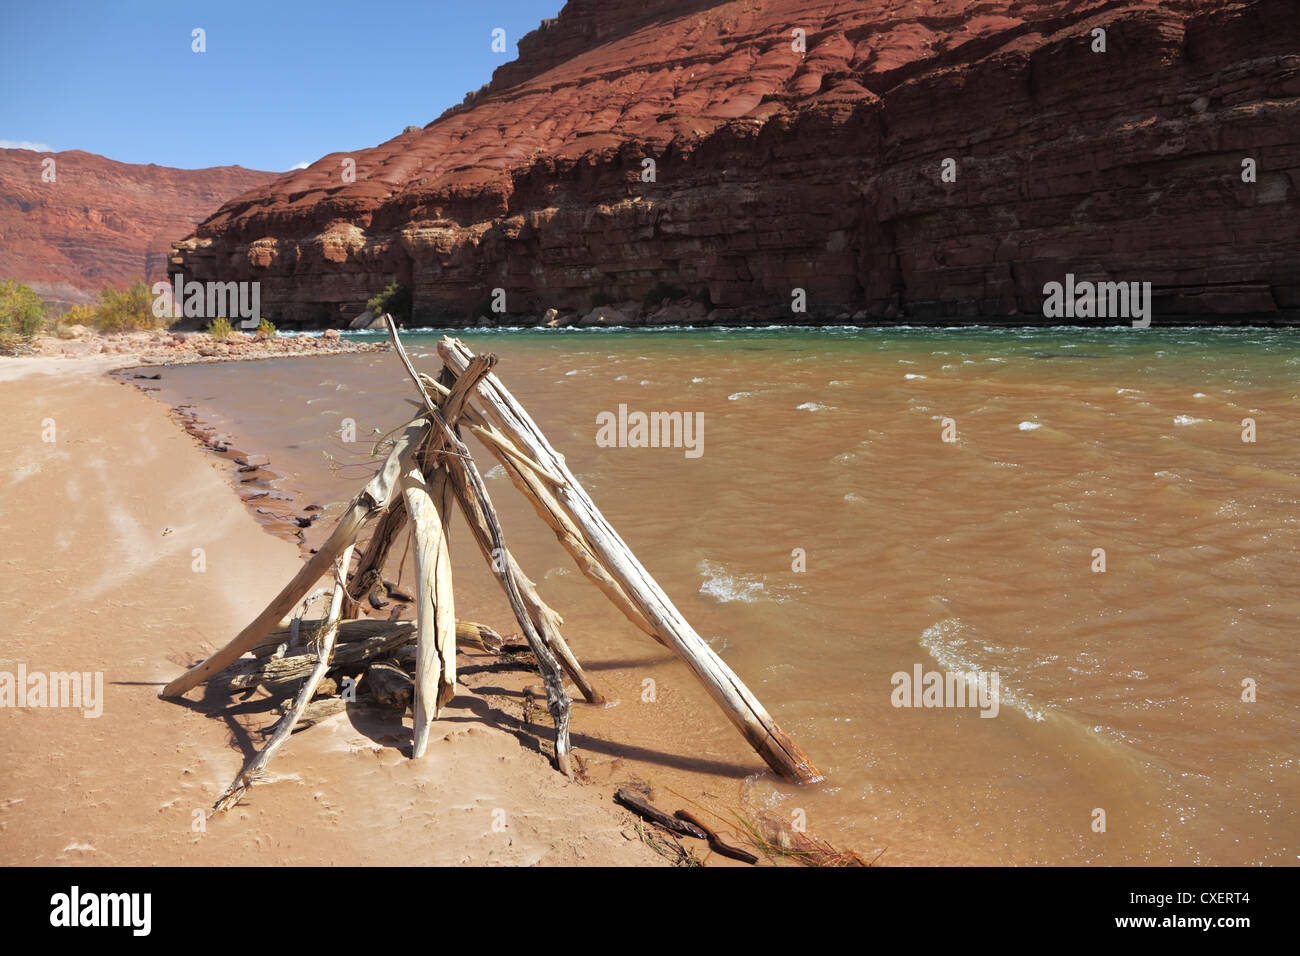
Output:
[[0, 354, 666, 866]]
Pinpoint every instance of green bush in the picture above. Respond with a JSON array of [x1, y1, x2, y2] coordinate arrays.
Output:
[[0, 278, 45, 340], [207, 317, 234, 341], [257, 317, 277, 338], [366, 282, 412, 322], [642, 281, 687, 310], [60, 304, 96, 331], [91, 280, 158, 332]]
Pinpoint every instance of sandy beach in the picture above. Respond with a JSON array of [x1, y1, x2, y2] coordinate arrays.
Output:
[[0, 352, 665, 866]]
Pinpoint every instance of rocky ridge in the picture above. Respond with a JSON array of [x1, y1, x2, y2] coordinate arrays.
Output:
[[172, 0, 1300, 326]]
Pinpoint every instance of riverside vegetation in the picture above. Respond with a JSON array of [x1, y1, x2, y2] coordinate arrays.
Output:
[[0, 276, 390, 363]]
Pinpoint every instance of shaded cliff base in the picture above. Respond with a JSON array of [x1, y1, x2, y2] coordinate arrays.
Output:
[[400, 296, 1300, 330]]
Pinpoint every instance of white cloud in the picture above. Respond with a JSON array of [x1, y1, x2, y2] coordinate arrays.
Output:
[[0, 139, 54, 152], [290, 160, 310, 170]]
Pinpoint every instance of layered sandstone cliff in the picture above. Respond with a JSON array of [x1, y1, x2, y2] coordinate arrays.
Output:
[[173, 0, 1300, 326], [0, 149, 276, 303]]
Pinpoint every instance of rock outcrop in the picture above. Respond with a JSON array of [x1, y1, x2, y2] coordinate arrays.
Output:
[[0, 149, 277, 303], [173, 0, 1300, 326]]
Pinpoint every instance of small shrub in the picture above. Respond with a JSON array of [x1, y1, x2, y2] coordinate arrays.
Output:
[[207, 317, 234, 341], [0, 278, 45, 341], [60, 304, 96, 335], [91, 280, 158, 332], [366, 282, 412, 322], [257, 317, 277, 338]]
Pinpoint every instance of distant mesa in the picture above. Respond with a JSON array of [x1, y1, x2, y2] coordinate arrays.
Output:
[[0, 148, 277, 304]]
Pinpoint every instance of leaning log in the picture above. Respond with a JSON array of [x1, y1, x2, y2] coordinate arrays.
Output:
[[439, 335, 823, 784], [348, 497, 408, 605], [400, 455, 457, 758], [388, 320, 575, 774], [443, 445, 604, 704], [215, 543, 354, 811]]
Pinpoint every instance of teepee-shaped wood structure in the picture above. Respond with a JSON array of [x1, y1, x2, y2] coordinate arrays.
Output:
[[162, 318, 822, 809]]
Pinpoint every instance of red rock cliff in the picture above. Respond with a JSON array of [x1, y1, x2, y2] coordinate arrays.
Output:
[[172, 0, 1300, 326], [0, 149, 277, 303]]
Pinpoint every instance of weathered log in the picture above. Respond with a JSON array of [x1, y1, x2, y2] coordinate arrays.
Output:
[[387, 322, 575, 774], [161, 418, 430, 699], [674, 809, 759, 864], [233, 631, 400, 691], [251, 617, 399, 659], [492, 440, 661, 645], [215, 544, 354, 812], [454, 619, 505, 653], [227, 619, 501, 690], [445, 469, 575, 775], [614, 788, 707, 839], [384, 327, 500, 759], [433, 366, 658, 646], [365, 663, 413, 711], [348, 497, 407, 605], [443, 446, 604, 704], [265, 695, 347, 732], [439, 335, 823, 784], [401, 457, 457, 758], [430, 363, 607, 705]]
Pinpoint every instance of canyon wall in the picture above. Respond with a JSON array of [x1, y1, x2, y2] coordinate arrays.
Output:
[[172, 0, 1300, 326], [0, 149, 276, 304]]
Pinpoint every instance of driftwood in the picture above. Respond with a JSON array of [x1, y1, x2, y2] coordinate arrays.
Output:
[[226, 620, 502, 692], [249, 617, 503, 659], [614, 788, 707, 839], [447, 469, 603, 705], [214, 544, 354, 811], [402, 456, 457, 757], [674, 809, 759, 864], [393, 332, 574, 773], [348, 498, 408, 605], [266, 695, 346, 732], [163, 319, 821, 818], [389, 332, 502, 758], [161, 417, 430, 699], [439, 335, 824, 784], [365, 663, 413, 711]]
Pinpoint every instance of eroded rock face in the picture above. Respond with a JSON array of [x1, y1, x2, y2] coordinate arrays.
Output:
[[0, 149, 277, 303], [174, 0, 1300, 326]]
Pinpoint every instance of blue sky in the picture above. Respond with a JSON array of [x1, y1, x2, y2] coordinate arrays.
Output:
[[0, 0, 565, 171]]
